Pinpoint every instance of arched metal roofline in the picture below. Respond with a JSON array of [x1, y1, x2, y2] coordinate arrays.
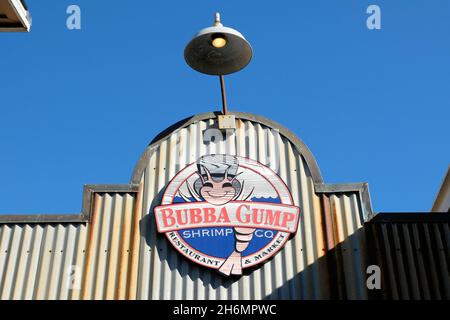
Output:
[[130, 111, 324, 185]]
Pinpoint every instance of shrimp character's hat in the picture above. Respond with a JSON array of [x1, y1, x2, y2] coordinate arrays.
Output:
[[194, 155, 242, 198], [197, 154, 239, 181]]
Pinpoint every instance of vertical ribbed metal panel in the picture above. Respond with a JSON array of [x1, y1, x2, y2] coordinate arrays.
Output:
[[0, 192, 136, 300], [321, 193, 368, 299], [365, 220, 450, 300], [134, 118, 368, 299], [0, 222, 88, 299], [80, 192, 138, 300]]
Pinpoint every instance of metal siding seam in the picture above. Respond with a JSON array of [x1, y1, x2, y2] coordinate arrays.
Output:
[[139, 155, 155, 299], [173, 129, 187, 300], [4, 225, 23, 299], [0, 225, 15, 298], [127, 188, 141, 300], [0, 226, 12, 298], [36, 224, 56, 299], [401, 224, 421, 299], [349, 194, 367, 299], [249, 121, 273, 300], [255, 123, 272, 299], [169, 131, 183, 300], [116, 194, 131, 299], [295, 156, 311, 299], [422, 224, 441, 299], [22, 225, 41, 300], [410, 224, 431, 299], [298, 155, 315, 299], [391, 224, 409, 299], [338, 195, 357, 299], [142, 167, 155, 300], [81, 193, 102, 299], [380, 224, 399, 299], [432, 224, 450, 298], [47, 224, 65, 299], [160, 139, 173, 300], [105, 194, 124, 299], [443, 223, 450, 296], [236, 120, 253, 299], [58, 225, 74, 299], [320, 194, 335, 299], [70, 223, 87, 300], [370, 223, 390, 299], [12, 225, 29, 299], [59, 225, 73, 299], [94, 193, 112, 299], [269, 132, 286, 298], [330, 195, 345, 299], [161, 139, 173, 300], [444, 224, 450, 251], [240, 121, 259, 300], [115, 194, 136, 300], [69, 223, 85, 300], [49, 224, 65, 299], [311, 178, 325, 299], [40, 225, 54, 299], [330, 195, 347, 299], [345, 193, 367, 299], [144, 153, 160, 300], [362, 223, 378, 299], [285, 143, 301, 299], [63, 224, 78, 300], [55, 225, 68, 299], [116, 193, 134, 299], [222, 129, 236, 300], [30, 225, 45, 300], [430, 224, 443, 298], [238, 120, 256, 300]]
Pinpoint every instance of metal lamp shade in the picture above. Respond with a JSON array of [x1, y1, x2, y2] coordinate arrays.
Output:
[[184, 25, 253, 75]]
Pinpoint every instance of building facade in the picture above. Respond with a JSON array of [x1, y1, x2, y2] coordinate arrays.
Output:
[[0, 111, 448, 299]]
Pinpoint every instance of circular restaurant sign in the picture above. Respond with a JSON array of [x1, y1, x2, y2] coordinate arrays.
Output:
[[154, 154, 300, 276]]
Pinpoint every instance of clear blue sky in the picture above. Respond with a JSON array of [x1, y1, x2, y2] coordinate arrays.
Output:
[[1, 0, 449, 214]]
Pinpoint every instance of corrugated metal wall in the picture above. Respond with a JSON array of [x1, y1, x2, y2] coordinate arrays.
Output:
[[0, 192, 138, 300], [319, 193, 368, 299], [365, 215, 450, 300], [80, 192, 140, 299], [0, 222, 87, 299], [1, 112, 447, 300]]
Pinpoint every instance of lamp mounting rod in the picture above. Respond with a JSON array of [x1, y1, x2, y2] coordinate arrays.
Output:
[[219, 75, 227, 115], [214, 12, 223, 27], [216, 13, 227, 115]]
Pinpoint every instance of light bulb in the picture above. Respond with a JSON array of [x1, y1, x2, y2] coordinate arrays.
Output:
[[212, 37, 227, 48]]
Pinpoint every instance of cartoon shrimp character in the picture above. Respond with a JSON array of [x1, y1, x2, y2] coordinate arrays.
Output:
[[178, 154, 255, 276]]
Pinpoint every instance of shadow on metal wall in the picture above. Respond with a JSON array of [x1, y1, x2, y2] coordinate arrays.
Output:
[[265, 215, 450, 300], [139, 186, 449, 300]]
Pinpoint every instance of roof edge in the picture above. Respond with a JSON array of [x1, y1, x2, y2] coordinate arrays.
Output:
[[0, 184, 139, 224], [0, 0, 31, 32], [315, 182, 375, 222]]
